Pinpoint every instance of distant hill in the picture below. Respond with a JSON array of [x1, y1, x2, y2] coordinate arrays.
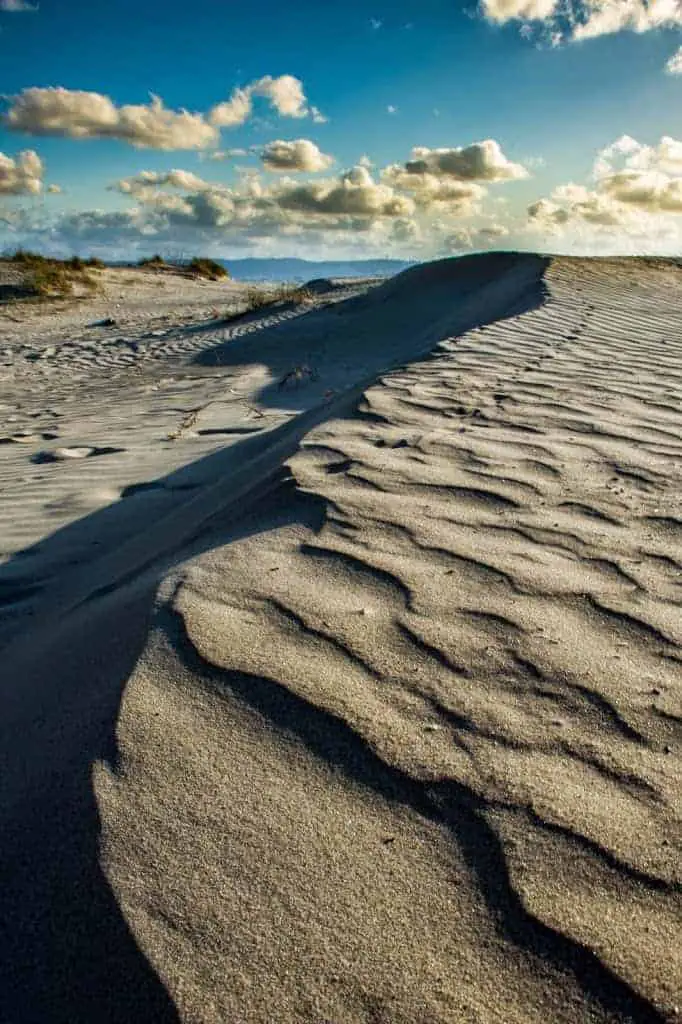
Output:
[[214, 257, 414, 282]]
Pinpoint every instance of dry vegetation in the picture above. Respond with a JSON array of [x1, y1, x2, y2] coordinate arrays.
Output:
[[243, 283, 314, 312], [0, 250, 105, 300], [186, 257, 229, 281], [138, 255, 229, 281], [212, 282, 315, 326]]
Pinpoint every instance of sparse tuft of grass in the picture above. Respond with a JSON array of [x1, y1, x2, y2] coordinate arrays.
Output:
[[186, 257, 229, 280], [243, 283, 314, 312], [242, 286, 275, 312]]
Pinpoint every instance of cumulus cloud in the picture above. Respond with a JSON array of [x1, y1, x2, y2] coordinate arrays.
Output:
[[381, 140, 527, 213], [261, 138, 334, 173], [573, 0, 682, 40], [382, 165, 485, 208], [443, 222, 511, 251], [1, 138, 528, 260], [0, 149, 43, 195], [209, 75, 326, 127], [480, 0, 558, 22], [594, 134, 682, 212], [4, 88, 219, 150], [527, 197, 571, 228], [529, 186, 625, 228], [90, 163, 416, 250], [4, 76, 325, 151], [481, 0, 682, 41], [273, 165, 414, 218], [527, 133, 682, 243], [401, 140, 529, 182], [665, 45, 682, 73]]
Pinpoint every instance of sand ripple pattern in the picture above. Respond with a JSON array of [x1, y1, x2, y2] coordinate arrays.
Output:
[[164, 258, 681, 1021]]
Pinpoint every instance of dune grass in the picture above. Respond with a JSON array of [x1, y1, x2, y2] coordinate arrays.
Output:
[[186, 257, 230, 281], [138, 254, 229, 281], [243, 283, 314, 311], [1, 250, 104, 299]]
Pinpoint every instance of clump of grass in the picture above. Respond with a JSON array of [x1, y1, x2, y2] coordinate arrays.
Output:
[[242, 286, 275, 312], [186, 257, 229, 280], [243, 283, 313, 312], [1, 250, 103, 299], [66, 255, 105, 270]]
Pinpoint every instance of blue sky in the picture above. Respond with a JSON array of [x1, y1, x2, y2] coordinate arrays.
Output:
[[1, 0, 682, 258]]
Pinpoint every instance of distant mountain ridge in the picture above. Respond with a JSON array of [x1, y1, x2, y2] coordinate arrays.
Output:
[[215, 257, 414, 281]]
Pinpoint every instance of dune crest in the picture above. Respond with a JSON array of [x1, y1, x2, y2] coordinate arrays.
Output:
[[1, 255, 680, 1022]]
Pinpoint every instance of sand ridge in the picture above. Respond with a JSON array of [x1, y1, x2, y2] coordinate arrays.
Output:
[[0, 254, 680, 1022]]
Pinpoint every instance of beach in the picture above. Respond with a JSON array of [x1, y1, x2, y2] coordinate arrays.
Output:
[[0, 254, 680, 1023]]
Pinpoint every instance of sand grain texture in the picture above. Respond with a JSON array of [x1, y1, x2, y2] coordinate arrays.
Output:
[[0, 255, 680, 1023]]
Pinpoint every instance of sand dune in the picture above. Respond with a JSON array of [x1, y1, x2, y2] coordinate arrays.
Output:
[[0, 254, 680, 1022]]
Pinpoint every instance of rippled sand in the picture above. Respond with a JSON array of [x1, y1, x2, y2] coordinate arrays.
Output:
[[1, 255, 680, 1022]]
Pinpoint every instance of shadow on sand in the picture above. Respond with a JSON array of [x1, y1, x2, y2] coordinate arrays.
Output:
[[0, 253, 551, 1022]]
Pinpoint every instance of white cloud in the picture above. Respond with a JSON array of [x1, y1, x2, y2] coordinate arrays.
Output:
[[382, 165, 485, 208], [0, 149, 43, 195], [210, 75, 326, 128], [4, 76, 326, 152], [527, 133, 682, 245], [370, 17, 383, 29], [574, 0, 682, 40], [666, 45, 682, 73], [208, 88, 253, 129], [480, 0, 558, 22], [381, 140, 527, 215], [261, 139, 334, 172], [593, 134, 682, 211], [387, 105, 398, 114], [403, 140, 529, 181], [380, 139, 527, 212], [273, 164, 415, 219], [481, 0, 682, 41], [4, 88, 219, 150], [80, 163, 417, 251], [442, 222, 511, 251], [0, 138, 528, 260], [46, 183, 61, 194], [527, 197, 571, 229], [113, 169, 216, 196]]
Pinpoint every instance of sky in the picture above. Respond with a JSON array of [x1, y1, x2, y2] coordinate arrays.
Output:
[[1, 0, 682, 260]]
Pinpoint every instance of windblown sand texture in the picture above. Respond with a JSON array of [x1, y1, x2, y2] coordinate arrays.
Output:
[[0, 254, 680, 1023]]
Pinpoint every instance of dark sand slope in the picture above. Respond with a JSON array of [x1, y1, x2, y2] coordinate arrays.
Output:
[[1, 254, 680, 1022]]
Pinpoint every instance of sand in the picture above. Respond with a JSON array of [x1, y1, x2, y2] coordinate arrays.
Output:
[[0, 255, 680, 1023]]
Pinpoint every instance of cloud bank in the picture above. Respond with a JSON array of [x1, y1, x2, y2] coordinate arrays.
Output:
[[527, 134, 682, 246]]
